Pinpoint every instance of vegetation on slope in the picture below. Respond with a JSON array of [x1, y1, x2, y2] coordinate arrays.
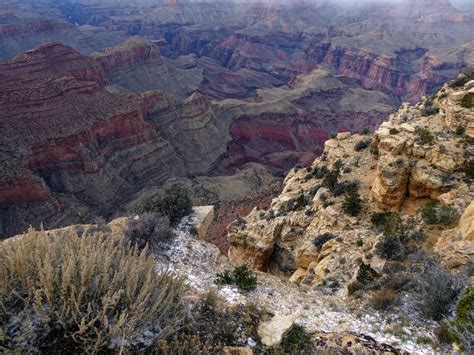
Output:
[[0, 229, 182, 353]]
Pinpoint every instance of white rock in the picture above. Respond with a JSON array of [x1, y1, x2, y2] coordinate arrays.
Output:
[[258, 314, 296, 346], [464, 80, 474, 91], [336, 132, 351, 140], [192, 205, 215, 240], [400, 123, 415, 133], [451, 91, 466, 102]]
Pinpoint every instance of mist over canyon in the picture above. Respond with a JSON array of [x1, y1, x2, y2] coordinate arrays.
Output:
[[0, 0, 473, 239]]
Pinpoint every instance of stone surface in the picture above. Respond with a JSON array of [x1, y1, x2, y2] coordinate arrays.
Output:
[[223, 346, 253, 355], [228, 84, 474, 294], [459, 202, 474, 242], [192, 205, 215, 240], [336, 132, 351, 140], [257, 314, 296, 347]]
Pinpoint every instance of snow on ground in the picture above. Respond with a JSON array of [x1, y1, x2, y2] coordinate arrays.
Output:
[[156, 214, 436, 353]]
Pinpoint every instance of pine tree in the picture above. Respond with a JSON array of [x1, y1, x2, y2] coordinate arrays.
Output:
[[342, 185, 362, 216]]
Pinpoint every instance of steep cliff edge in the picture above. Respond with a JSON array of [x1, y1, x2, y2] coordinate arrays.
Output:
[[228, 74, 474, 290], [0, 42, 187, 237]]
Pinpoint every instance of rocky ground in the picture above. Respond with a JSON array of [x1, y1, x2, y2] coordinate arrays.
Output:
[[154, 209, 436, 353], [228, 77, 473, 287]]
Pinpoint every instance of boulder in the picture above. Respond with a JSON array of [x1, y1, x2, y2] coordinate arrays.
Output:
[[295, 241, 319, 268], [409, 160, 453, 199], [193, 205, 214, 240], [223, 346, 253, 355], [464, 80, 474, 91], [257, 314, 296, 347], [336, 132, 351, 140], [459, 202, 474, 242], [372, 154, 410, 208]]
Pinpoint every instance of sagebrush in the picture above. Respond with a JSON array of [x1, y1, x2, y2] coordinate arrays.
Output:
[[123, 212, 174, 253], [0, 229, 182, 353]]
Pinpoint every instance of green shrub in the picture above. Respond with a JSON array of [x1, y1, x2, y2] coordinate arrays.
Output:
[[436, 322, 454, 345], [215, 264, 257, 292], [280, 192, 309, 213], [354, 139, 371, 152], [421, 105, 439, 116], [460, 92, 474, 108], [449, 76, 468, 88], [0, 229, 182, 353], [448, 70, 474, 88], [122, 212, 174, 253], [233, 264, 257, 292], [313, 232, 335, 250], [417, 128, 434, 144], [147, 183, 193, 225], [465, 160, 474, 179], [389, 128, 399, 135], [420, 201, 439, 224], [215, 270, 234, 285], [342, 185, 362, 216], [357, 262, 376, 285], [312, 165, 329, 179], [420, 201, 458, 225], [332, 180, 358, 197], [371, 211, 396, 228], [281, 324, 309, 353], [294, 190, 308, 210], [455, 287, 474, 326], [376, 235, 404, 261], [438, 205, 458, 225], [449, 287, 474, 351], [370, 145, 379, 156], [322, 166, 340, 191]]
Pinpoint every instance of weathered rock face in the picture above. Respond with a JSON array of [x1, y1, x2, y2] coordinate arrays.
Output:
[[372, 82, 471, 207], [228, 79, 474, 292], [0, 10, 129, 61], [459, 201, 474, 242], [0, 42, 187, 236], [92, 37, 164, 72], [71, 0, 474, 103]]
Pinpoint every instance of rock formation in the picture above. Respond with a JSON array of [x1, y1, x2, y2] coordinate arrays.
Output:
[[228, 77, 474, 292], [0, 42, 187, 236], [61, 0, 474, 103], [0, 40, 396, 238]]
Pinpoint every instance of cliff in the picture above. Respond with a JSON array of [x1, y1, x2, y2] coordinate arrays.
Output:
[[92, 37, 164, 73], [228, 75, 474, 291], [0, 42, 187, 236]]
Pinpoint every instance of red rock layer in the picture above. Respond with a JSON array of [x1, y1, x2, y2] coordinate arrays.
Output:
[[0, 42, 184, 236], [92, 38, 163, 73]]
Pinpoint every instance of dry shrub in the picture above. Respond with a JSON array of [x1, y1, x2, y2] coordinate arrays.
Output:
[[414, 261, 460, 321], [0, 228, 182, 353], [123, 212, 174, 253], [370, 290, 400, 311]]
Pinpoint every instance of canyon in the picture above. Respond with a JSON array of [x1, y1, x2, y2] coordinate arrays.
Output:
[[0, 0, 473, 239], [0, 0, 473, 353]]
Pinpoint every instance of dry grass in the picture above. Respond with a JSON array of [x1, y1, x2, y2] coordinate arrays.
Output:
[[0, 228, 182, 353]]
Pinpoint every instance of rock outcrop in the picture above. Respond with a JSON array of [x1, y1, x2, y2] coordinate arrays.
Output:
[[257, 315, 295, 347], [228, 77, 474, 292], [459, 201, 474, 242]]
